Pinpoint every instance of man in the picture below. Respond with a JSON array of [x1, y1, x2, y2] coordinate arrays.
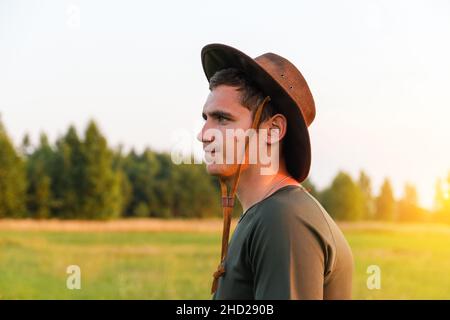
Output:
[[197, 44, 353, 300]]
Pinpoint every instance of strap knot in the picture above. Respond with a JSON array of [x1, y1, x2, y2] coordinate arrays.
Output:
[[211, 263, 226, 294], [213, 263, 225, 279], [221, 197, 234, 207]]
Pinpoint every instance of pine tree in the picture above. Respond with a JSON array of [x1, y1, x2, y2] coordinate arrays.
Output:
[[398, 183, 423, 222], [52, 125, 84, 218], [375, 178, 396, 221], [171, 162, 220, 218], [80, 120, 124, 219], [111, 145, 132, 216], [434, 175, 450, 223], [0, 116, 27, 217], [26, 133, 54, 218], [358, 170, 375, 219], [123, 148, 160, 217]]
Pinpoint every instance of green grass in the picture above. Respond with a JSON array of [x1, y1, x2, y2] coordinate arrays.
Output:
[[1, 224, 450, 299]]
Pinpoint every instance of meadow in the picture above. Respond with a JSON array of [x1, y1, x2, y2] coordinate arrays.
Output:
[[0, 219, 449, 299]]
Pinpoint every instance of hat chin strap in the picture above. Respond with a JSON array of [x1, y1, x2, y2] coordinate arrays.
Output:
[[211, 95, 271, 295]]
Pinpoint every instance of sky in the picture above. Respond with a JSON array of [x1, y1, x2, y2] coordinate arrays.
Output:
[[0, 0, 449, 209]]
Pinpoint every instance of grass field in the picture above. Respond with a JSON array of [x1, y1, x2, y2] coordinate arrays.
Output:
[[1, 219, 450, 299]]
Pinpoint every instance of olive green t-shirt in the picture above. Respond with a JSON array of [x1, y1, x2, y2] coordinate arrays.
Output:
[[212, 185, 353, 300]]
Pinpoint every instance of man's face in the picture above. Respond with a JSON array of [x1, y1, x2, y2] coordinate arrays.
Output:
[[197, 85, 253, 177]]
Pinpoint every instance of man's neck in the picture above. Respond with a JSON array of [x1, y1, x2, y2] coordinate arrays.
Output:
[[233, 165, 299, 212]]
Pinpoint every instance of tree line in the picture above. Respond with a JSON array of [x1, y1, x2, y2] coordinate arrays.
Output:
[[1, 117, 449, 221], [303, 171, 450, 223]]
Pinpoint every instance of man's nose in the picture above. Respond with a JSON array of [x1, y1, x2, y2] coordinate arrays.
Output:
[[196, 122, 213, 144], [196, 126, 204, 143]]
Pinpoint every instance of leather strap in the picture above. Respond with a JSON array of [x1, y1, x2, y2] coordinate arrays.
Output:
[[211, 96, 271, 294]]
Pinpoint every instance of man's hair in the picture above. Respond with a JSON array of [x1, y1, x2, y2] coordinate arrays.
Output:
[[209, 68, 276, 123]]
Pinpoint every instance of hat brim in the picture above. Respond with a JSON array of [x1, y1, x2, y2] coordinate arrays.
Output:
[[201, 43, 311, 182]]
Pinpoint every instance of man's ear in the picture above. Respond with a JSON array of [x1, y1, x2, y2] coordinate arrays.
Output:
[[263, 114, 287, 145]]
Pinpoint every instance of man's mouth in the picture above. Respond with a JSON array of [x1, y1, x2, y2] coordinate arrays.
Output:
[[204, 147, 216, 155]]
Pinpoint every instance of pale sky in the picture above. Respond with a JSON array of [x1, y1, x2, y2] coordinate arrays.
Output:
[[1, 0, 449, 209]]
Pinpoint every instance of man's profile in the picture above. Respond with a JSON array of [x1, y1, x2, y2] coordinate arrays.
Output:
[[197, 43, 353, 300]]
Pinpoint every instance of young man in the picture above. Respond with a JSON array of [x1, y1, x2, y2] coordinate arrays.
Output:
[[197, 44, 353, 299]]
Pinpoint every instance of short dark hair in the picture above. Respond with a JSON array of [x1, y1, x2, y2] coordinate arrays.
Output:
[[209, 68, 276, 123]]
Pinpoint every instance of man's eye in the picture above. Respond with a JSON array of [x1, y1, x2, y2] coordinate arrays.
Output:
[[218, 116, 228, 123]]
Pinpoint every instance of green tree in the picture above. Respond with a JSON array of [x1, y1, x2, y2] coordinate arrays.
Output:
[[171, 162, 220, 218], [397, 183, 424, 222], [375, 178, 396, 221], [111, 145, 132, 216], [0, 116, 27, 217], [21, 133, 32, 157], [154, 152, 176, 218], [123, 148, 160, 217], [321, 171, 364, 221], [358, 170, 375, 220], [79, 120, 124, 219], [52, 125, 84, 218], [434, 175, 450, 223], [25, 133, 54, 218], [148, 153, 223, 219]]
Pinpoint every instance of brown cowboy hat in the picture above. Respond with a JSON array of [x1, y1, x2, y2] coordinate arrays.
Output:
[[201, 43, 316, 182]]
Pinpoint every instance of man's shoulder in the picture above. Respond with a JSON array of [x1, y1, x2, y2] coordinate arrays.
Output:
[[249, 184, 354, 283], [256, 185, 328, 222], [253, 185, 342, 247]]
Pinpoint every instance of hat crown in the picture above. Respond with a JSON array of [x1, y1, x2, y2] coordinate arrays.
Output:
[[254, 53, 316, 127]]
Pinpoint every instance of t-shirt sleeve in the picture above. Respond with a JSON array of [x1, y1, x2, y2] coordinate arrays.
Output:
[[248, 206, 326, 299]]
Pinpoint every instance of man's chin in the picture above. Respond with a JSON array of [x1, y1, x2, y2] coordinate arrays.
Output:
[[205, 163, 233, 177], [205, 164, 223, 176]]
